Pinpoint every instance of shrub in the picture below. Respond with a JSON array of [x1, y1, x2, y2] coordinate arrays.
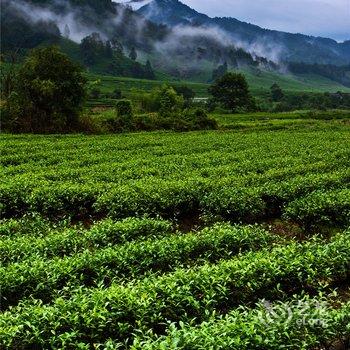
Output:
[[157, 86, 184, 118], [111, 99, 134, 131], [173, 85, 196, 101], [182, 108, 218, 130], [115, 99, 133, 118], [112, 88, 122, 99], [89, 88, 101, 99]]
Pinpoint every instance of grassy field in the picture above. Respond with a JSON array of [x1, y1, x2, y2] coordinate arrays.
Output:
[[3, 59, 349, 104], [1, 113, 349, 349], [87, 67, 350, 101], [214, 109, 350, 130], [86, 72, 210, 97]]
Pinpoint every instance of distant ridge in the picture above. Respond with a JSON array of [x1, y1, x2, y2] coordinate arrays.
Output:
[[137, 0, 350, 65]]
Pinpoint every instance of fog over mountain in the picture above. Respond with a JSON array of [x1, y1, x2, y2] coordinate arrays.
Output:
[[135, 0, 350, 65], [1, 0, 349, 84], [125, 0, 350, 42]]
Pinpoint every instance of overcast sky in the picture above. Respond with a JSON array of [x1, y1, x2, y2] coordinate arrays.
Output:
[[186, 0, 350, 41], [127, 0, 350, 41]]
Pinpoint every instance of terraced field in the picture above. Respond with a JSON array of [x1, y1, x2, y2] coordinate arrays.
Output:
[[0, 116, 349, 349]]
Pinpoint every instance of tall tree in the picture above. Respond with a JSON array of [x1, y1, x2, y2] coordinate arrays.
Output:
[[173, 85, 195, 100], [209, 72, 254, 112], [145, 60, 155, 79], [270, 83, 285, 102], [212, 61, 228, 81], [80, 33, 105, 66], [129, 47, 137, 61], [105, 40, 113, 58], [111, 37, 124, 55]]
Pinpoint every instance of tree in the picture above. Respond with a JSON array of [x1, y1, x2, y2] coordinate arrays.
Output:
[[105, 41, 113, 58], [173, 85, 195, 100], [129, 47, 137, 61], [212, 61, 228, 81], [208, 72, 254, 112], [116, 99, 133, 118], [114, 99, 134, 131], [80, 33, 105, 66], [111, 37, 124, 55], [270, 83, 285, 102], [5, 46, 86, 132], [156, 86, 184, 118], [144, 60, 155, 80], [0, 50, 19, 99]]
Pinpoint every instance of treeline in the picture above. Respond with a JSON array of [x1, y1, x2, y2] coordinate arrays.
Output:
[[1, 0, 60, 51], [79, 33, 155, 79], [1, 0, 167, 53], [268, 83, 350, 111], [1, 0, 161, 80], [1, 47, 216, 133], [288, 62, 350, 87]]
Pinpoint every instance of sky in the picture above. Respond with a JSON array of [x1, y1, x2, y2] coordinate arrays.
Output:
[[126, 0, 350, 41]]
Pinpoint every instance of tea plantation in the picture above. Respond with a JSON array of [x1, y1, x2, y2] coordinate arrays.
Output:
[[0, 115, 349, 349]]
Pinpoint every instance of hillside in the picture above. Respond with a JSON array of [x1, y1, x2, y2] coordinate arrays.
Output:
[[1, 0, 350, 89], [89, 69, 350, 101]]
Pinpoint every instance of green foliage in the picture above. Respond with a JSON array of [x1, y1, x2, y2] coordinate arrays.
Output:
[[157, 85, 184, 118], [209, 72, 255, 112], [0, 217, 172, 265], [144, 60, 156, 80], [288, 62, 350, 88], [1, 1, 60, 52], [0, 223, 280, 308], [270, 91, 350, 112], [180, 108, 218, 130], [0, 231, 349, 347], [212, 61, 228, 81], [89, 88, 101, 99], [80, 32, 107, 66], [270, 82, 285, 102], [111, 99, 134, 131], [67, 33, 156, 79], [90, 86, 216, 132], [1, 125, 349, 222], [284, 189, 350, 228], [133, 296, 350, 349], [173, 85, 196, 100], [0, 118, 349, 349], [112, 88, 122, 99], [115, 99, 133, 118], [129, 47, 137, 61], [3, 46, 87, 133]]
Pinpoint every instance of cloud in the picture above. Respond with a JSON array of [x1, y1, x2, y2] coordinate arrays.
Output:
[[182, 0, 350, 41], [8, 0, 102, 42]]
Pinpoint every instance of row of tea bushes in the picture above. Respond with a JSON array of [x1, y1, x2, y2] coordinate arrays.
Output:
[[1, 230, 349, 348]]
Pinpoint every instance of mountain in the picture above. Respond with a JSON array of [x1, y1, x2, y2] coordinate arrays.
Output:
[[137, 0, 350, 66], [1, 0, 350, 87], [137, 0, 209, 26]]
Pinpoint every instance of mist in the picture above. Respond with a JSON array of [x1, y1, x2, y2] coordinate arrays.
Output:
[[6, 0, 104, 43], [5, 0, 285, 73]]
